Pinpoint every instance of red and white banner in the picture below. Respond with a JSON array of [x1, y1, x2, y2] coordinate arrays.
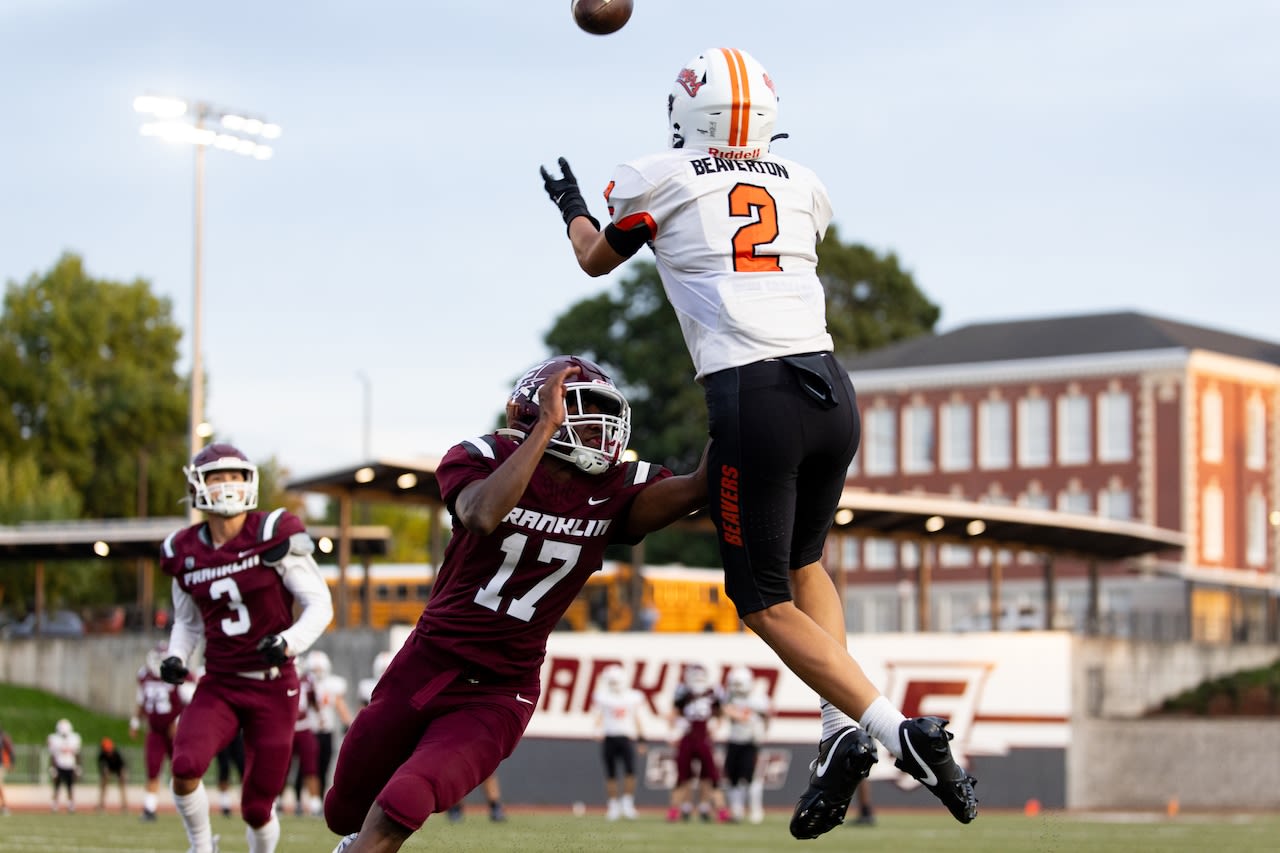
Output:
[[530, 631, 1070, 780]]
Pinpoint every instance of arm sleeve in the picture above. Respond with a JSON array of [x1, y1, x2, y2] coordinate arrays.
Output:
[[167, 580, 203, 664], [275, 534, 334, 656]]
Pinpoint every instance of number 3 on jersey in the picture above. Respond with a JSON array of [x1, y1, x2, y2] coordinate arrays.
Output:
[[474, 532, 581, 622], [728, 183, 782, 273]]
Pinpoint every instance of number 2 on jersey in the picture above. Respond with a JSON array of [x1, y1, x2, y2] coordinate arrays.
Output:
[[474, 532, 581, 622], [728, 182, 782, 272]]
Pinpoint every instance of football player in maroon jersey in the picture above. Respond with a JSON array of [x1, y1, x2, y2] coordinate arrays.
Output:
[[324, 356, 708, 853], [665, 663, 730, 823], [131, 642, 196, 821], [158, 443, 334, 853]]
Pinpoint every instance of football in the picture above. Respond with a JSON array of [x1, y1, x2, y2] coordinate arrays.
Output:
[[571, 0, 633, 36]]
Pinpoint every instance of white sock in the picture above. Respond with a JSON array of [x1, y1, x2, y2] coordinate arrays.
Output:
[[820, 699, 857, 740], [859, 695, 907, 759], [173, 781, 214, 853], [220, 790, 234, 812], [621, 793, 634, 809], [143, 792, 158, 814], [246, 813, 281, 853]]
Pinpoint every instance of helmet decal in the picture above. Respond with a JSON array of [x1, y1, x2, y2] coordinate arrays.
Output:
[[676, 67, 704, 98]]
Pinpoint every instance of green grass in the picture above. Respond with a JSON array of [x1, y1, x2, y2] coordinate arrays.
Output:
[[0, 810, 1277, 852], [0, 683, 132, 746]]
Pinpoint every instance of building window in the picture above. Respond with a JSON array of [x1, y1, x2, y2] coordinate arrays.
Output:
[[1057, 392, 1092, 465], [1097, 390, 1132, 463], [1246, 491, 1267, 567], [1018, 397, 1050, 468], [1058, 488, 1091, 515], [903, 403, 935, 474], [840, 536, 860, 570], [1018, 489, 1051, 510], [865, 538, 897, 570], [1246, 394, 1266, 471], [978, 399, 1011, 470], [1201, 388, 1223, 463], [1098, 484, 1132, 520], [864, 408, 896, 475], [939, 401, 972, 471], [1202, 484, 1224, 561], [939, 544, 973, 567]]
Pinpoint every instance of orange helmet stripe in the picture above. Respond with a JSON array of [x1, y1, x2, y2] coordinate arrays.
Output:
[[721, 47, 751, 148]]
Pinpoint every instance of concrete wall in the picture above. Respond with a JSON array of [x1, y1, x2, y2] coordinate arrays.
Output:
[[4, 631, 1277, 811]]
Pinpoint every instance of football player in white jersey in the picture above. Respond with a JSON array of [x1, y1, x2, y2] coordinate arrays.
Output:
[[47, 718, 82, 812], [541, 47, 978, 839], [591, 665, 647, 820]]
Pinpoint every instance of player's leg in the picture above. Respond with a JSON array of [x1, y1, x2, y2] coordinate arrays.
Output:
[[238, 675, 301, 853], [171, 684, 238, 853]]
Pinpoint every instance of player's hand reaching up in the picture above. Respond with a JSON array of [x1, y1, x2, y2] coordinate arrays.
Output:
[[540, 157, 600, 232], [535, 365, 578, 433]]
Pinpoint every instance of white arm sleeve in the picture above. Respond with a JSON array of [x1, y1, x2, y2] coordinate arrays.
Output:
[[167, 579, 203, 664], [275, 533, 334, 656]]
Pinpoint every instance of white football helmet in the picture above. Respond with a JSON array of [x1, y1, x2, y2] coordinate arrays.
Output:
[[683, 663, 710, 692], [727, 666, 754, 697], [308, 650, 332, 678], [146, 642, 169, 678], [602, 664, 626, 693], [55, 718, 73, 736], [184, 442, 259, 517], [668, 47, 778, 159]]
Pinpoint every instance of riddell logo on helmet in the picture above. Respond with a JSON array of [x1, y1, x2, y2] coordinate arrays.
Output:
[[676, 68, 703, 97], [707, 145, 763, 160]]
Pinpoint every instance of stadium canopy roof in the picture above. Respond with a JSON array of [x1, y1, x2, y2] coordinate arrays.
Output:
[[0, 516, 391, 561], [833, 490, 1185, 560], [284, 457, 1185, 562]]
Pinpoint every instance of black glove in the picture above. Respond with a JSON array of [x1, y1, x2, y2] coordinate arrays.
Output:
[[540, 157, 600, 233], [257, 634, 290, 667], [159, 656, 188, 685]]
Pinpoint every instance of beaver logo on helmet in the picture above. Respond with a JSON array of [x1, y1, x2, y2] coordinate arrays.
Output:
[[184, 442, 259, 516], [503, 355, 632, 475]]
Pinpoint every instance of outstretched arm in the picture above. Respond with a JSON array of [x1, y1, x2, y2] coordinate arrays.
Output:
[[623, 441, 710, 539]]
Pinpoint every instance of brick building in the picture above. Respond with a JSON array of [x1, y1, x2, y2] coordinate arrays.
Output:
[[832, 311, 1280, 642]]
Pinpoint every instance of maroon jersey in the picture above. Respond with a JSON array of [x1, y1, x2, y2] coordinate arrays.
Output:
[[417, 434, 671, 679], [137, 667, 191, 731], [674, 683, 723, 741], [160, 508, 306, 674]]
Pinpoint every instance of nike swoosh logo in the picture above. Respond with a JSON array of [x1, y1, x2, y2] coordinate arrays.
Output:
[[903, 733, 938, 787], [515, 694, 534, 705], [587, 497, 609, 505], [814, 729, 854, 778], [286, 689, 299, 697]]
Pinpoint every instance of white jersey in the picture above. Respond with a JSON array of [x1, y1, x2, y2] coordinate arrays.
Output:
[[723, 691, 771, 745], [315, 673, 349, 732], [47, 732, 82, 769], [593, 686, 645, 739], [605, 148, 835, 378]]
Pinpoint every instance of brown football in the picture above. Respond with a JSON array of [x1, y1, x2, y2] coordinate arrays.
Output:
[[571, 0, 633, 36]]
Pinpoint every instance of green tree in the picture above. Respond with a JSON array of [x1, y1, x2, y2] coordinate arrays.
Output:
[[0, 253, 189, 519]]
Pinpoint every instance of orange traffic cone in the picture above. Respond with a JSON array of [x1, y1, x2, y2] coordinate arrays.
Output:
[[1023, 799, 1041, 817]]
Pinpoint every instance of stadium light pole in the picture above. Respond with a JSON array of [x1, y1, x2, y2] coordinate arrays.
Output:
[[133, 95, 280, 519]]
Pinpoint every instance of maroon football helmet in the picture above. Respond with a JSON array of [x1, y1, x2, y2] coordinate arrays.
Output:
[[184, 442, 259, 516], [505, 355, 631, 475]]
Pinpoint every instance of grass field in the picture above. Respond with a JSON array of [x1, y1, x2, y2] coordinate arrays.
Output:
[[0, 809, 1276, 852]]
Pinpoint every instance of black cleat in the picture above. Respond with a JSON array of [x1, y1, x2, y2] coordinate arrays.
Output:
[[789, 726, 877, 839], [894, 716, 978, 824]]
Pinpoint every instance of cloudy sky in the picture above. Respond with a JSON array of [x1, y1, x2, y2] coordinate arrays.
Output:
[[2, 0, 1275, 479]]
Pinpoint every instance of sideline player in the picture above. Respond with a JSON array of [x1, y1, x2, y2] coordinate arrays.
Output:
[[540, 47, 977, 838], [132, 642, 197, 821], [159, 443, 334, 853], [722, 667, 771, 823], [591, 664, 646, 821], [324, 356, 708, 852]]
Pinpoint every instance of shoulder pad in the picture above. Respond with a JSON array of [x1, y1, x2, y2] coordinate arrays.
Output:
[[262, 531, 314, 566]]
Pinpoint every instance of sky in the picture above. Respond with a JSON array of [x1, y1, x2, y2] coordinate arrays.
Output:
[[2, 0, 1276, 482]]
